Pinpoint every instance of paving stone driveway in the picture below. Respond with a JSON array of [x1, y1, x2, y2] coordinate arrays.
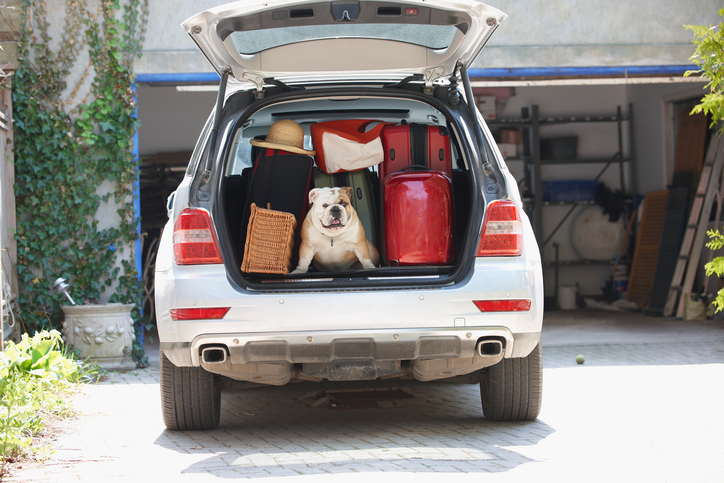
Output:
[[7, 312, 724, 482]]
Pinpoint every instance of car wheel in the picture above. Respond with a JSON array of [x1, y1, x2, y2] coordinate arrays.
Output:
[[480, 342, 542, 421], [160, 351, 221, 430]]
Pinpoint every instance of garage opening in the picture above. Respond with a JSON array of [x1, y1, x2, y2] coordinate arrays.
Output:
[[136, 82, 217, 324]]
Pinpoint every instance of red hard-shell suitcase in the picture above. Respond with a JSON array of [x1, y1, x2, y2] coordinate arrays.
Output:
[[379, 123, 452, 182], [382, 170, 455, 266]]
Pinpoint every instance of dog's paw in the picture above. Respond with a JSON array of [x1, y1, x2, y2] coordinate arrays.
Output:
[[291, 267, 308, 275]]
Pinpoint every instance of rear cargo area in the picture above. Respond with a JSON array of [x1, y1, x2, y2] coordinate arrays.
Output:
[[219, 94, 476, 284]]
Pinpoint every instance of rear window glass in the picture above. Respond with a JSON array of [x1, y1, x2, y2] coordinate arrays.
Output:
[[226, 127, 314, 176], [230, 24, 458, 54]]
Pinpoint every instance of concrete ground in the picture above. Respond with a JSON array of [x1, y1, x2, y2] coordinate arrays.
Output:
[[6, 310, 724, 482]]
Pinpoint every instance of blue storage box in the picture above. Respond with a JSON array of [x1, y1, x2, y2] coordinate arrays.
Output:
[[541, 180, 597, 202]]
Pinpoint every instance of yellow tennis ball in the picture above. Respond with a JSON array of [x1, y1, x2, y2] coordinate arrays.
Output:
[[576, 355, 585, 364]]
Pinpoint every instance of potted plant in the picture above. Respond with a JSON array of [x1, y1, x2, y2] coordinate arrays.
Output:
[[60, 305, 136, 371], [49, 278, 135, 370]]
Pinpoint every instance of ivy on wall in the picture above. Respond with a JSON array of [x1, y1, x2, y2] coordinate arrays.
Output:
[[11, 0, 149, 365]]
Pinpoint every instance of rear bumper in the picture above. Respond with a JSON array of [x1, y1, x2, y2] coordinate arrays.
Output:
[[156, 252, 544, 382], [161, 328, 539, 385], [161, 327, 540, 366], [160, 326, 540, 367]]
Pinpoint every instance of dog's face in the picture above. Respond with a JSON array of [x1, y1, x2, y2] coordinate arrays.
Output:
[[308, 187, 355, 235], [294, 186, 378, 273]]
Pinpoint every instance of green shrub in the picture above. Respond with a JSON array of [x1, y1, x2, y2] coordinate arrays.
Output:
[[685, 8, 724, 135], [705, 230, 724, 312], [0, 330, 97, 468], [687, 10, 724, 311]]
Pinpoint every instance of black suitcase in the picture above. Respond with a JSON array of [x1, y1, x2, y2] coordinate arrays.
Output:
[[240, 148, 314, 267]]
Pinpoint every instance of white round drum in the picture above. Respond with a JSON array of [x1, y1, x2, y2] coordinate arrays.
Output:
[[570, 206, 626, 261]]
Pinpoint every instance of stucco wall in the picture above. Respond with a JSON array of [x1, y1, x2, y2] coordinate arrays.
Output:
[[0, 1, 23, 67], [3, 1, 716, 76], [0, 1, 718, 74], [481, 0, 715, 69], [133, 0, 720, 76]]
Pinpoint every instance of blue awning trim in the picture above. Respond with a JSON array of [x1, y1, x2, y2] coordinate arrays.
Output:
[[135, 72, 220, 83], [136, 66, 696, 84], [467, 65, 695, 78]]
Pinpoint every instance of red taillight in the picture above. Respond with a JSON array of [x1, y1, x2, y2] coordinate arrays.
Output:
[[477, 200, 523, 256], [473, 300, 531, 312], [173, 209, 223, 265], [170, 307, 230, 321]]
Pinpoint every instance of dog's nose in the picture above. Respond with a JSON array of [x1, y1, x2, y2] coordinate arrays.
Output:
[[330, 206, 342, 216]]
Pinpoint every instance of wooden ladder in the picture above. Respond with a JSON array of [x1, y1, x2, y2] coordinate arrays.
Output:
[[664, 135, 724, 317]]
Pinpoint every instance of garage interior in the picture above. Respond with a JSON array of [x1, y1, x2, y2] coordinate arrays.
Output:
[[135, 78, 718, 323]]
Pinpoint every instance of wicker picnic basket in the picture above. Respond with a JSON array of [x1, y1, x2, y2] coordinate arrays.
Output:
[[241, 203, 297, 275]]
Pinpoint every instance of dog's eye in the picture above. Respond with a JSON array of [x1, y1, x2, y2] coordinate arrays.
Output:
[[340, 202, 348, 207], [322, 204, 329, 208]]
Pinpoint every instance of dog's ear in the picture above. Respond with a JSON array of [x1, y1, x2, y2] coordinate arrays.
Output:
[[342, 187, 353, 200], [308, 188, 321, 205]]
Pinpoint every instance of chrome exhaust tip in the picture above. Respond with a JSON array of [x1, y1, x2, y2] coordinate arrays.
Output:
[[201, 346, 227, 364], [476, 339, 503, 357]]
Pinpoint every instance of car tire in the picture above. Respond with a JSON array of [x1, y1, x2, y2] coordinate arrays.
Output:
[[160, 351, 221, 430], [480, 342, 542, 421]]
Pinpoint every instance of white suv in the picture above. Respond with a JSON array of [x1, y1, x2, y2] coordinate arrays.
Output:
[[156, 0, 543, 430]]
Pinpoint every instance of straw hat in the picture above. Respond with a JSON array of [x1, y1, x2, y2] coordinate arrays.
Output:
[[249, 119, 315, 156]]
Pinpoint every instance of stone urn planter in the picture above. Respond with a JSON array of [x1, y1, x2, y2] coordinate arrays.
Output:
[[61, 303, 136, 371]]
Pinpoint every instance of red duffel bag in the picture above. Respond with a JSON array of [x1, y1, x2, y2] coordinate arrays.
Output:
[[310, 119, 389, 173]]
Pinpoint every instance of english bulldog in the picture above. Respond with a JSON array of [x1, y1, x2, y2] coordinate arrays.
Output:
[[292, 187, 379, 273]]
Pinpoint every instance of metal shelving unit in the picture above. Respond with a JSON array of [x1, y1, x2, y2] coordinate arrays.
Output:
[[491, 104, 637, 262]]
